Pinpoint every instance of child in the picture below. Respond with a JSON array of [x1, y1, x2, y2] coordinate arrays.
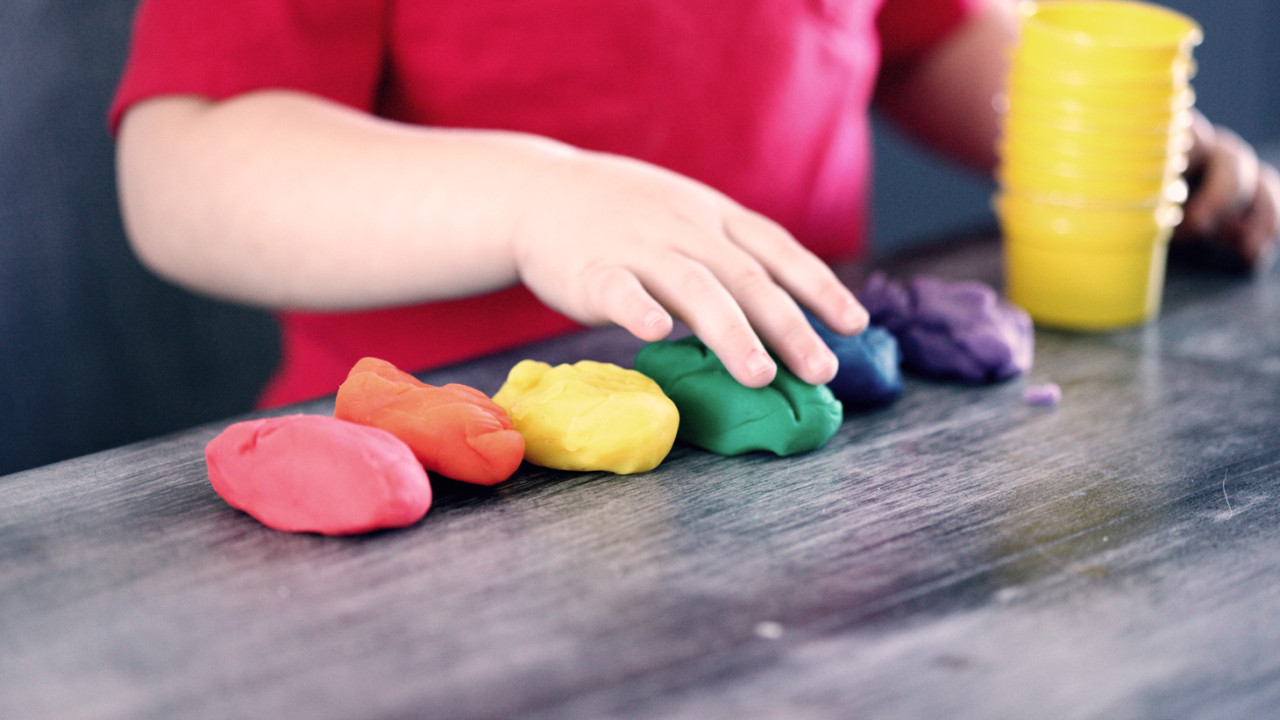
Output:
[[110, 0, 1278, 407]]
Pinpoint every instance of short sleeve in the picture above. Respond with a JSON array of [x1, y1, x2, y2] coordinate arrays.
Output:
[[876, 0, 981, 71], [109, 0, 389, 133]]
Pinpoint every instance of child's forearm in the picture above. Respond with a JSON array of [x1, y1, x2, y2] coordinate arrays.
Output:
[[873, 0, 1018, 172], [116, 89, 868, 389], [117, 90, 568, 310]]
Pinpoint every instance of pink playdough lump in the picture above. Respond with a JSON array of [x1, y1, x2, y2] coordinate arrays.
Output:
[[205, 414, 432, 535]]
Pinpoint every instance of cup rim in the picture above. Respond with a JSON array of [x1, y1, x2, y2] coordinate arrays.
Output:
[[994, 177, 1190, 207], [1002, 223, 1176, 255], [995, 191, 1185, 223], [1008, 71, 1195, 98], [1009, 54, 1197, 86], [1001, 128, 1192, 153], [1002, 108, 1194, 137], [997, 153, 1188, 181], [1003, 85, 1196, 114], [1018, 0, 1203, 52], [1003, 101, 1192, 129]]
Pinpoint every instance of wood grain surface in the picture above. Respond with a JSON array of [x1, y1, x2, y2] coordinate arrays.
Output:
[[3, 234, 1278, 720]]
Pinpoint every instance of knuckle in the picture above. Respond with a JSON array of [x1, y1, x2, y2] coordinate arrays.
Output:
[[727, 261, 777, 297], [674, 264, 721, 299], [714, 319, 760, 355], [577, 262, 631, 316], [733, 210, 802, 252]]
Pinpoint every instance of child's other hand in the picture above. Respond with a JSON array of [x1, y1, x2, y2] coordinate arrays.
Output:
[[1177, 111, 1280, 273], [510, 148, 868, 388]]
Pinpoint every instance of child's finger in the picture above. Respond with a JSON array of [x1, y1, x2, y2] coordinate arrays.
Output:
[[584, 264, 674, 341], [722, 210, 868, 335], [1185, 124, 1259, 237], [1241, 164, 1280, 271], [635, 256, 778, 388], [681, 240, 839, 386]]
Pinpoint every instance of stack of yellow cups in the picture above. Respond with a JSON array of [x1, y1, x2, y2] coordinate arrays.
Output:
[[996, 0, 1202, 329]]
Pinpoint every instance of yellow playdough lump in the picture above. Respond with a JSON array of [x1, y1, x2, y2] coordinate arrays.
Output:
[[493, 360, 679, 474]]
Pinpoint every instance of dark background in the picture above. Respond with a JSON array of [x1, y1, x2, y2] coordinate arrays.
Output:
[[2, 1, 1276, 475], [0, 1, 279, 475]]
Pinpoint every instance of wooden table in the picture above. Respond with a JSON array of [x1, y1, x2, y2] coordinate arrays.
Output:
[[4, 234, 1279, 720]]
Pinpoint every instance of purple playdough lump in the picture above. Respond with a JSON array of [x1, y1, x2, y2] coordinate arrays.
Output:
[[860, 273, 1033, 383], [1023, 382, 1062, 407]]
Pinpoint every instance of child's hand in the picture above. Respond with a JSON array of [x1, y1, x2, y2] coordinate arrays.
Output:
[[1177, 111, 1280, 272], [510, 148, 869, 388]]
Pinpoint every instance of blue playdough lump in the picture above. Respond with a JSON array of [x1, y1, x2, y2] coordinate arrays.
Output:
[[805, 311, 904, 408]]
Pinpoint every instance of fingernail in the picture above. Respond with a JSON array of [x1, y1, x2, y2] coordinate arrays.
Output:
[[746, 350, 775, 380], [808, 349, 838, 380], [643, 310, 666, 329], [844, 304, 870, 332]]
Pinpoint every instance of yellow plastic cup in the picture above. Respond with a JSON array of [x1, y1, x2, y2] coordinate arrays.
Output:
[[1010, 50, 1195, 88], [998, 143, 1187, 182], [998, 162, 1182, 204], [1000, 115, 1192, 157], [1003, 234, 1171, 330], [1004, 85, 1194, 122], [995, 192, 1183, 250], [1017, 0, 1203, 71], [998, 107, 1193, 195], [1006, 70, 1193, 109], [996, 1, 1201, 329], [999, 137, 1191, 172], [996, 192, 1180, 329], [1003, 101, 1193, 135]]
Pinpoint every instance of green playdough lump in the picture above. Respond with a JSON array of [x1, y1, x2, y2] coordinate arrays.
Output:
[[633, 336, 843, 456]]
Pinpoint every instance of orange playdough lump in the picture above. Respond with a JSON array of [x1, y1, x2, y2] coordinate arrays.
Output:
[[334, 357, 525, 485]]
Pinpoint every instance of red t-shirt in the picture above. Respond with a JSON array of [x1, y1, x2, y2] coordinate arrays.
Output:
[[110, 0, 976, 407]]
